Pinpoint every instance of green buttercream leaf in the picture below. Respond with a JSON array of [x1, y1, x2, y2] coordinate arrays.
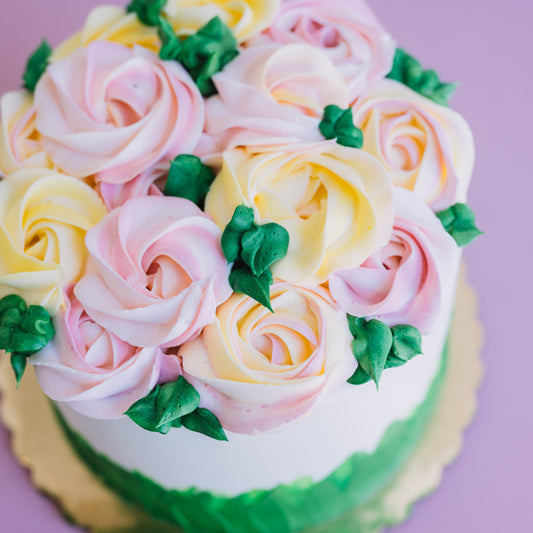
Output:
[[387, 48, 458, 107], [319, 105, 363, 148], [0, 296, 54, 384], [124, 386, 162, 432], [126, 0, 167, 26], [347, 366, 372, 386], [182, 408, 227, 441], [436, 203, 482, 247], [10, 354, 27, 387], [221, 205, 255, 263], [157, 17, 182, 60], [125, 377, 224, 440], [0, 294, 27, 316], [22, 40, 52, 92], [163, 154, 215, 209], [155, 376, 200, 429], [229, 265, 273, 312], [179, 16, 239, 97], [390, 325, 422, 362], [241, 223, 290, 277], [347, 316, 392, 386], [384, 355, 406, 369], [222, 206, 289, 310]]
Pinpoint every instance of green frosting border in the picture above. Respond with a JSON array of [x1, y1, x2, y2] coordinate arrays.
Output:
[[54, 342, 449, 533]]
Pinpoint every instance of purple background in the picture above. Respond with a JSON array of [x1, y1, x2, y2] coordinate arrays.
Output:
[[0, 0, 530, 530]]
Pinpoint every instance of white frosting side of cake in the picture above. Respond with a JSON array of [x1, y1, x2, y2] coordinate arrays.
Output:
[[56, 252, 460, 497]]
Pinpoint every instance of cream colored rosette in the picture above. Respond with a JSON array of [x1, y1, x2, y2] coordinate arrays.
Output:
[[180, 283, 355, 434], [163, 0, 280, 41], [53, 0, 280, 61], [0, 90, 52, 176], [205, 144, 394, 284], [53, 6, 160, 60], [0, 168, 107, 314], [352, 79, 475, 210]]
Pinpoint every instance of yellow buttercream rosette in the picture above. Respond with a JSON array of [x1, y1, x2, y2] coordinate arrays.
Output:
[[53, 6, 160, 60], [180, 283, 355, 434], [0, 168, 107, 314], [205, 144, 394, 284], [53, 0, 280, 61], [0, 90, 52, 175], [163, 0, 280, 41]]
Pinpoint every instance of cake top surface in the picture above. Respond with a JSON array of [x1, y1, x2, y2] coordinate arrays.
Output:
[[0, 0, 479, 440]]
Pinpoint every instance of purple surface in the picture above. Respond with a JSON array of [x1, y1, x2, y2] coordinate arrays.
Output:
[[0, 0, 530, 531]]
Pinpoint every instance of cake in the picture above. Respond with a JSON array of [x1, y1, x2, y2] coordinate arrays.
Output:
[[0, 1, 481, 532]]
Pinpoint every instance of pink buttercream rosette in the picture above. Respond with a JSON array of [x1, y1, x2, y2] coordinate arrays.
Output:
[[30, 287, 181, 418], [34, 40, 205, 183], [251, 0, 395, 102], [74, 196, 232, 349], [202, 42, 349, 161], [329, 189, 457, 333]]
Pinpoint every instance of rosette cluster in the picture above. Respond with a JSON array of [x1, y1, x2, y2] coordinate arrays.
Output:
[[0, 0, 475, 437]]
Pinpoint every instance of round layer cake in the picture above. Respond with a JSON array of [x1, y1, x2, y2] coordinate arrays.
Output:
[[0, 0, 478, 531]]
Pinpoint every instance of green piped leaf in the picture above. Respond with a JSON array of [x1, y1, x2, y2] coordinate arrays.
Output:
[[241, 222, 289, 277], [10, 354, 27, 388], [182, 408, 227, 441], [387, 48, 458, 107], [23, 40, 52, 92], [125, 377, 223, 440], [347, 366, 372, 386], [436, 203, 482, 247], [157, 16, 182, 60], [163, 154, 215, 209], [0, 294, 27, 316], [222, 206, 289, 310], [156, 377, 200, 428], [179, 16, 239, 97], [0, 295, 55, 385], [229, 266, 273, 312], [126, 0, 167, 26], [221, 205, 255, 263], [319, 105, 363, 149], [347, 317, 423, 387], [124, 386, 161, 432], [390, 325, 422, 362], [347, 316, 392, 386]]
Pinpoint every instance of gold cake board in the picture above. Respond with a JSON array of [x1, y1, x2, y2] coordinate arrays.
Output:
[[0, 265, 483, 533]]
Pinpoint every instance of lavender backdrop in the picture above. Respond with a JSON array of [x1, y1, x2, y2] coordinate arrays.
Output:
[[0, 0, 530, 530]]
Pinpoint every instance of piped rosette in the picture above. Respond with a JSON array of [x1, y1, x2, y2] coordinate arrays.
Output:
[[252, 0, 395, 102], [329, 188, 457, 334], [30, 287, 181, 419], [352, 79, 475, 210], [74, 196, 232, 349], [180, 283, 355, 434]]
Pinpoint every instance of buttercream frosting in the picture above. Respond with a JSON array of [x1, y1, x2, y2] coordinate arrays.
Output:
[[329, 188, 457, 333], [0, 168, 106, 314], [352, 79, 475, 210], [204, 43, 348, 157], [181, 283, 355, 433], [0, 90, 51, 175], [34, 40, 204, 183], [31, 287, 181, 418], [205, 143, 395, 284], [74, 195, 232, 348], [253, 0, 395, 102]]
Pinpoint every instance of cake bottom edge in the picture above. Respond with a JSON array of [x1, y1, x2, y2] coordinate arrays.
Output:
[[52, 340, 449, 533]]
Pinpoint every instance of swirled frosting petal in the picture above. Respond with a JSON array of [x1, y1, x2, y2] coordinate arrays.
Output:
[[75, 195, 232, 348], [205, 143, 394, 284], [180, 283, 355, 434]]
